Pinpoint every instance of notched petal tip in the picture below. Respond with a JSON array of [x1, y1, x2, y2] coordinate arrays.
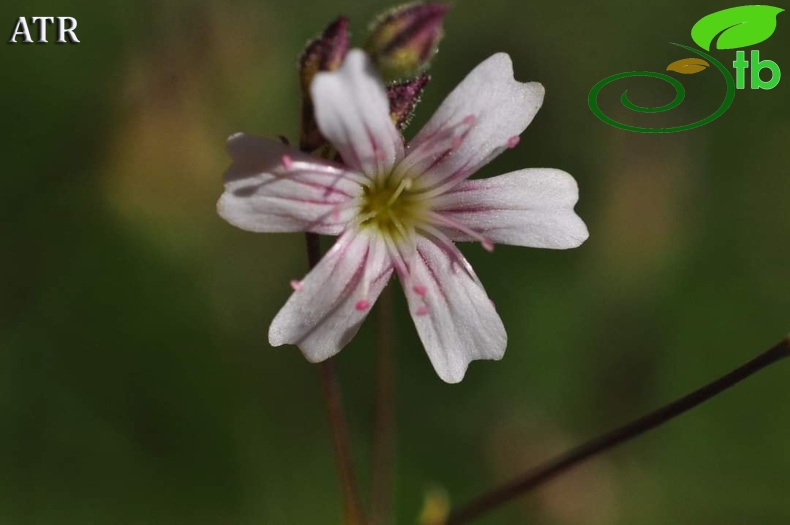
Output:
[[437, 366, 468, 384], [404, 52, 547, 188], [435, 340, 507, 384], [404, 238, 507, 383], [487, 52, 543, 88], [488, 52, 545, 103], [563, 219, 590, 249], [487, 51, 513, 69]]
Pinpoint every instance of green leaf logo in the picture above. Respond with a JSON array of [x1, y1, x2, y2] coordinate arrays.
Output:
[[691, 5, 784, 51]]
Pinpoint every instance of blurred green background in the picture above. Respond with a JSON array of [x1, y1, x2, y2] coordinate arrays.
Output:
[[3, 0, 790, 523]]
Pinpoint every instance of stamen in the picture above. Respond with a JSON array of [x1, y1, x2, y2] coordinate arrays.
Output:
[[482, 239, 495, 252], [389, 213, 411, 242], [507, 136, 521, 149], [290, 280, 303, 291], [418, 224, 482, 286], [390, 115, 477, 186], [356, 210, 379, 224], [382, 235, 411, 278], [427, 212, 494, 252], [413, 284, 427, 296], [281, 154, 294, 170], [416, 305, 430, 316], [309, 163, 370, 186], [306, 199, 360, 231], [355, 299, 371, 311], [386, 177, 413, 208]]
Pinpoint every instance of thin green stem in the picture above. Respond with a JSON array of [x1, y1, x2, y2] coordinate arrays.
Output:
[[372, 285, 395, 525], [445, 336, 790, 524]]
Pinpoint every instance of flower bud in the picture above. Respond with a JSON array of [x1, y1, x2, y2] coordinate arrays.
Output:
[[365, 2, 449, 82], [298, 17, 349, 151], [387, 74, 430, 130], [299, 16, 349, 92]]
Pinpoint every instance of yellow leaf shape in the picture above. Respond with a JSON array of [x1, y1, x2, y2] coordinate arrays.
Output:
[[666, 57, 710, 74]]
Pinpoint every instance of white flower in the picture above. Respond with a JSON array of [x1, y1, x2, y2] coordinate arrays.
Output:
[[218, 50, 588, 383]]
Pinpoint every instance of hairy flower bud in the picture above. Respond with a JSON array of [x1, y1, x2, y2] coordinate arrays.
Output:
[[365, 2, 449, 82], [387, 74, 430, 131], [298, 16, 349, 151], [299, 16, 349, 91]]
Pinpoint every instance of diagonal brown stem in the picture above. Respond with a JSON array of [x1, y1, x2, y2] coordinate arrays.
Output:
[[372, 285, 395, 525], [306, 232, 366, 525], [445, 336, 790, 524]]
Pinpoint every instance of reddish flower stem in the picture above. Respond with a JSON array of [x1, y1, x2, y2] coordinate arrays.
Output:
[[306, 232, 366, 525], [445, 336, 790, 524]]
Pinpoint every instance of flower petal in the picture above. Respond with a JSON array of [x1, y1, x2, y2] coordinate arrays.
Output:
[[217, 133, 363, 235], [269, 229, 393, 362], [398, 53, 544, 191], [401, 237, 506, 383], [311, 49, 404, 178], [433, 168, 588, 249]]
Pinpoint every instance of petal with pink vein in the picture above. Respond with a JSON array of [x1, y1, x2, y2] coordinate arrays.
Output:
[[218, 133, 363, 235], [433, 168, 589, 249], [401, 53, 544, 191], [311, 49, 405, 178], [402, 237, 506, 383], [269, 229, 393, 362]]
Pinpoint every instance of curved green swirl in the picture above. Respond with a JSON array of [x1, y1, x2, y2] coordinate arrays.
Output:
[[588, 43, 736, 133]]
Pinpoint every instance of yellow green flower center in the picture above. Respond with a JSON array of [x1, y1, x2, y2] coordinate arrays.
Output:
[[358, 177, 428, 239]]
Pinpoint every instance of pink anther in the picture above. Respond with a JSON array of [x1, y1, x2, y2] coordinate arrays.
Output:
[[482, 239, 495, 252]]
